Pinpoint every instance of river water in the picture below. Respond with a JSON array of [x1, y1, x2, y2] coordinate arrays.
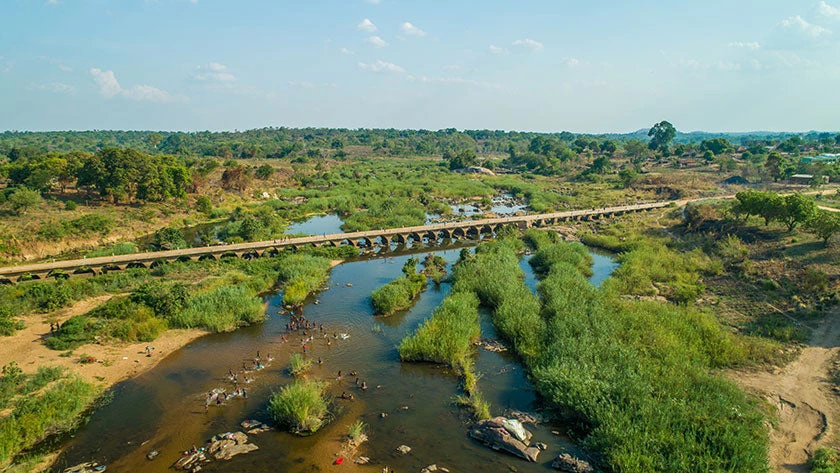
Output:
[[54, 246, 615, 473]]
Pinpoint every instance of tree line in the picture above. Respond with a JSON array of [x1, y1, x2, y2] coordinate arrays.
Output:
[[733, 190, 840, 244], [1, 147, 192, 204]]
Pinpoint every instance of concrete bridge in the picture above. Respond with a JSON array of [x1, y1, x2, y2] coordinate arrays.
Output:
[[0, 201, 670, 283]]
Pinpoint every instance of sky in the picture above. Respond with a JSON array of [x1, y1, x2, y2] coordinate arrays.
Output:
[[1, 0, 839, 133]]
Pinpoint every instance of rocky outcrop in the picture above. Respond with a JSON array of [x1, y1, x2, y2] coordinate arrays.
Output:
[[206, 431, 259, 460], [551, 453, 596, 473], [469, 417, 540, 462]]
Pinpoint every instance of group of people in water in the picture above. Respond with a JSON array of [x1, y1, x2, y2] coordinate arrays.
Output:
[[204, 350, 273, 412], [201, 306, 367, 413]]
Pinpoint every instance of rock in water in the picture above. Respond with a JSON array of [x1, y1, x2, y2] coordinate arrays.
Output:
[[551, 453, 595, 473], [395, 445, 412, 454], [469, 417, 540, 462]]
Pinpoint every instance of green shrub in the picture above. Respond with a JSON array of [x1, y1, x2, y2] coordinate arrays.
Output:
[[45, 316, 102, 350], [288, 353, 312, 377], [268, 380, 330, 434]]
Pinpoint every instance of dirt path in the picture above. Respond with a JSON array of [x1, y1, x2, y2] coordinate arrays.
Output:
[[0, 295, 207, 387], [732, 309, 840, 472]]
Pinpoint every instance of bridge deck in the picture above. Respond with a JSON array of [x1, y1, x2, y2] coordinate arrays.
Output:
[[0, 201, 670, 279]]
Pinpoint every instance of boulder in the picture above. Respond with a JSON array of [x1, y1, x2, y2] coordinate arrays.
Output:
[[214, 443, 258, 461], [396, 445, 412, 455], [551, 453, 595, 473], [469, 417, 540, 462]]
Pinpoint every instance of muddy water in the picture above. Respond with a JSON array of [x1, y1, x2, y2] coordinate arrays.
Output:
[[54, 248, 615, 473]]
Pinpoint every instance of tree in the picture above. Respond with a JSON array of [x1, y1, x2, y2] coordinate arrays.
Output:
[[6, 188, 41, 215], [152, 227, 187, 250], [806, 211, 840, 246], [765, 152, 785, 182], [618, 167, 639, 188], [447, 149, 477, 170], [779, 193, 817, 232], [700, 138, 733, 156], [586, 156, 611, 175], [600, 140, 618, 156], [647, 121, 676, 153], [195, 195, 213, 215]]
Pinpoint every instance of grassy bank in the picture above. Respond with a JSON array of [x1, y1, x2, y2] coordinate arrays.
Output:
[[371, 258, 427, 315], [7, 250, 337, 349], [0, 364, 98, 467], [470, 231, 776, 472]]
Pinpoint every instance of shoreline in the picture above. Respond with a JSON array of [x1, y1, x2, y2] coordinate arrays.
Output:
[[0, 295, 210, 388]]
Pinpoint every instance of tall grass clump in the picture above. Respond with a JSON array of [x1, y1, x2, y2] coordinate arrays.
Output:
[[451, 239, 544, 360], [371, 258, 427, 315], [276, 254, 331, 306], [0, 375, 98, 466], [268, 380, 330, 435], [496, 237, 774, 473], [173, 285, 264, 332], [287, 353, 312, 377], [347, 420, 367, 442], [398, 292, 480, 370]]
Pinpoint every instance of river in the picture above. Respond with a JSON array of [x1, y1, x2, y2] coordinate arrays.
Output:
[[54, 246, 616, 473]]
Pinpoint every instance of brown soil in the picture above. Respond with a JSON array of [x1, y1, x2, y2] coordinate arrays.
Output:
[[0, 295, 207, 386], [731, 309, 840, 472]]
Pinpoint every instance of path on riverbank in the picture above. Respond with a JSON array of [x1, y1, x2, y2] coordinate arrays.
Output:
[[732, 309, 840, 472]]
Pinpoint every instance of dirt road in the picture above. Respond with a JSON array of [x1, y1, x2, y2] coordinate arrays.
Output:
[[733, 309, 840, 472]]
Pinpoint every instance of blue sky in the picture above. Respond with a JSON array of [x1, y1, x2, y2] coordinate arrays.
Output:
[[1, 0, 838, 133]]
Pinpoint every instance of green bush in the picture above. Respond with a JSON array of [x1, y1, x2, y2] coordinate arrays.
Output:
[[268, 380, 330, 434], [85, 242, 139, 258], [371, 267, 427, 316], [287, 353, 312, 377], [45, 316, 102, 350]]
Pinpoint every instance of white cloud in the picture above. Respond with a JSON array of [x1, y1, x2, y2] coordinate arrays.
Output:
[[818, 1, 840, 19], [768, 15, 831, 48], [90, 67, 182, 103], [358, 60, 404, 73], [357, 18, 377, 32], [401, 22, 426, 37], [364, 0, 381, 3], [512, 38, 544, 52], [489, 45, 507, 55], [46, 0, 59, 4], [90, 68, 122, 98], [122, 85, 177, 103], [562, 57, 580, 67], [193, 62, 235, 82], [366, 35, 388, 47], [340, 47, 355, 55], [28, 82, 75, 93], [728, 41, 761, 50]]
